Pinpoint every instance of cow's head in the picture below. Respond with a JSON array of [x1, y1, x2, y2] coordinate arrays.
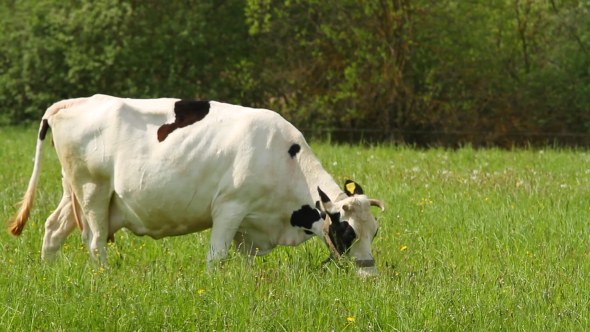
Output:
[[318, 180, 385, 276]]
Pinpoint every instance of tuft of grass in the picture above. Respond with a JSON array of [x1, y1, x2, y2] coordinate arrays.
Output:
[[2, 127, 590, 331]]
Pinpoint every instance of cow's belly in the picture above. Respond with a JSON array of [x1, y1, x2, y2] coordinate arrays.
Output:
[[108, 188, 214, 239], [106, 140, 230, 238]]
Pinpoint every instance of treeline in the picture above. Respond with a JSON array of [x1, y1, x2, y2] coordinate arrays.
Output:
[[1, 0, 589, 146]]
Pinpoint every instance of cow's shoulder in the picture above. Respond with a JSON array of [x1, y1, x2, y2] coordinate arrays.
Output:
[[212, 102, 303, 139]]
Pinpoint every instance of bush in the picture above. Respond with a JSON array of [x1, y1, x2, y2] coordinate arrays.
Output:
[[0, 0, 255, 125], [1, 0, 589, 147]]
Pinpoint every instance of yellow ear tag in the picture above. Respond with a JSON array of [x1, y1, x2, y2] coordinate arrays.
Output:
[[346, 182, 356, 194]]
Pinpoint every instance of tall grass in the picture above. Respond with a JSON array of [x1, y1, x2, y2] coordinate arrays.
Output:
[[1, 127, 590, 331]]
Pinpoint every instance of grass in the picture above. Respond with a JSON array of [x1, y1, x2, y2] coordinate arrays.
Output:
[[1, 126, 590, 331]]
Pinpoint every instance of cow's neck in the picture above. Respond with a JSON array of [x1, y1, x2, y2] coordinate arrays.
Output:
[[299, 149, 344, 203], [290, 147, 347, 242]]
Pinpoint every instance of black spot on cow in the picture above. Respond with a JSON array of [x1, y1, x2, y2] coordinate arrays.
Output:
[[288, 144, 301, 158], [290, 204, 321, 230], [328, 220, 357, 255], [39, 119, 49, 140], [157, 100, 210, 142], [304, 230, 313, 235], [315, 201, 326, 220]]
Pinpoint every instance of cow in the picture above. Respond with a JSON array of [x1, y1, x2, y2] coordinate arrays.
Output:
[[8, 94, 386, 275]]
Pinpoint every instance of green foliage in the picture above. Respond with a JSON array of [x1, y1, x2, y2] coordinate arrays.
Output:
[[3, 128, 590, 330], [0, 0, 256, 125], [1, 0, 589, 146], [245, 0, 590, 146]]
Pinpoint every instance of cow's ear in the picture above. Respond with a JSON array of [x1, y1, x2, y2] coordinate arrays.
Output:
[[315, 201, 327, 219], [318, 187, 331, 203], [344, 180, 364, 196], [317, 187, 335, 211]]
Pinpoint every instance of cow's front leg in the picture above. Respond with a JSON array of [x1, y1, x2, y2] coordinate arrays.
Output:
[[233, 232, 257, 264], [207, 203, 245, 270]]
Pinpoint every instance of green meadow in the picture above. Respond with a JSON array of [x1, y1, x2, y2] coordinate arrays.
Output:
[[1, 126, 590, 331]]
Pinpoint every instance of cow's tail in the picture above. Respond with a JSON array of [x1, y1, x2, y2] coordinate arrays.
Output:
[[8, 97, 90, 235], [8, 119, 50, 236]]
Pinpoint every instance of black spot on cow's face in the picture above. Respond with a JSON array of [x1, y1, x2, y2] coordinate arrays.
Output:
[[328, 220, 357, 255], [157, 100, 210, 142], [290, 204, 321, 231], [288, 143, 301, 158], [327, 211, 341, 225]]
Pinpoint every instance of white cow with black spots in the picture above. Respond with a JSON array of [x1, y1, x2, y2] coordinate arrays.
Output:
[[8, 94, 385, 274]]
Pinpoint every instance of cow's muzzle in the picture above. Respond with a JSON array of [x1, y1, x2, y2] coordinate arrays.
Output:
[[322, 257, 378, 276], [321, 257, 376, 268], [355, 259, 375, 268], [356, 259, 378, 277]]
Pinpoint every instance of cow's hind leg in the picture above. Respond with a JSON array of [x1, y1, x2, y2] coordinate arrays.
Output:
[[77, 181, 112, 265], [42, 178, 78, 261]]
